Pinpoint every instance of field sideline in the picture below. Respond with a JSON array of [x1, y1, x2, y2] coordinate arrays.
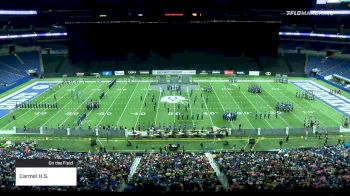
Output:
[[1, 134, 349, 152]]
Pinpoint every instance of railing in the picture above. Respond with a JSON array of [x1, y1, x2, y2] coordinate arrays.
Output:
[[13, 127, 126, 137], [5, 126, 341, 138]]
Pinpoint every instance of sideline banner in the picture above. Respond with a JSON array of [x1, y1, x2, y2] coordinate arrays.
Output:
[[224, 70, 234, 75], [249, 71, 260, 76], [139, 71, 150, 75], [152, 70, 196, 75], [236, 71, 246, 75], [114, 71, 125, 76], [199, 70, 209, 75], [101, 71, 112, 76], [128, 71, 137, 75]]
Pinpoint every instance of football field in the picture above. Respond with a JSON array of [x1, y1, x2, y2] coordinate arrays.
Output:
[[0, 76, 349, 151], [0, 77, 345, 131]]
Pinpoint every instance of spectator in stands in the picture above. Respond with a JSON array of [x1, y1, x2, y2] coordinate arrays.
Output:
[[126, 152, 222, 192], [214, 145, 350, 191], [0, 142, 135, 192]]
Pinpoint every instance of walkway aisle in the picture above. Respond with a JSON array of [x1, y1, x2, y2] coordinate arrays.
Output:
[[127, 156, 142, 181], [117, 156, 142, 192], [205, 152, 229, 190]]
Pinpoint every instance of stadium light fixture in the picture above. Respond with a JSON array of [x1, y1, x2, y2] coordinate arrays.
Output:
[[0, 32, 67, 40], [0, 10, 37, 15], [279, 31, 350, 39]]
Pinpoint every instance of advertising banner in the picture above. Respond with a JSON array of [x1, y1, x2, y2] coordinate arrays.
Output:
[[76, 72, 84, 76], [114, 71, 125, 76], [249, 71, 260, 76], [236, 71, 246, 75], [199, 70, 209, 75], [128, 71, 137, 75], [101, 71, 112, 76], [224, 70, 234, 75], [265, 72, 271, 76], [139, 71, 150, 75], [152, 70, 196, 75], [211, 70, 221, 74]]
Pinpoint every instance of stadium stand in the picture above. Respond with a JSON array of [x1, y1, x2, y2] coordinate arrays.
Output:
[[214, 146, 350, 190], [0, 51, 42, 92], [126, 152, 223, 192], [281, 54, 307, 74], [42, 51, 308, 76], [260, 53, 305, 75], [42, 51, 261, 76], [0, 142, 135, 191], [41, 54, 75, 76], [0, 141, 349, 192], [16, 51, 42, 74], [306, 55, 350, 78]]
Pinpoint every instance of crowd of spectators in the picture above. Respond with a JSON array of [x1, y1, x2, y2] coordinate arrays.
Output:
[[1, 141, 350, 192], [0, 141, 135, 192], [213, 145, 350, 191], [126, 152, 223, 192]]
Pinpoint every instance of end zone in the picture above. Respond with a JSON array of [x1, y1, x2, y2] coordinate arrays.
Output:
[[292, 80, 350, 116], [0, 81, 59, 118]]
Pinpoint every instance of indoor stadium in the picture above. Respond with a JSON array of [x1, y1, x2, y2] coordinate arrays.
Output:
[[0, 0, 350, 193]]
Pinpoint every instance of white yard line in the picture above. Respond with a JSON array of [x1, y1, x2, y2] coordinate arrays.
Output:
[[116, 82, 140, 125], [264, 82, 311, 125], [173, 99, 176, 124], [134, 83, 151, 127], [41, 83, 94, 127], [97, 82, 128, 127], [251, 138, 260, 151], [222, 84, 254, 128], [279, 83, 339, 125], [209, 82, 236, 129], [1, 83, 68, 128], [238, 88, 275, 129], [97, 138, 104, 148], [82, 80, 122, 126], [253, 91, 291, 127], [154, 86, 162, 126], [59, 83, 104, 126], [196, 84, 215, 128], [186, 87, 195, 128], [24, 84, 85, 126], [0, 81, 58, 102], [309, 80, 350, 102], [243, 139, 249, 150]]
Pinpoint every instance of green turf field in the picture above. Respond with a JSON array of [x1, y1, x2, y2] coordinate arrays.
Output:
[[0, 76, 348, 152], [0, 77, 343, 130]]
